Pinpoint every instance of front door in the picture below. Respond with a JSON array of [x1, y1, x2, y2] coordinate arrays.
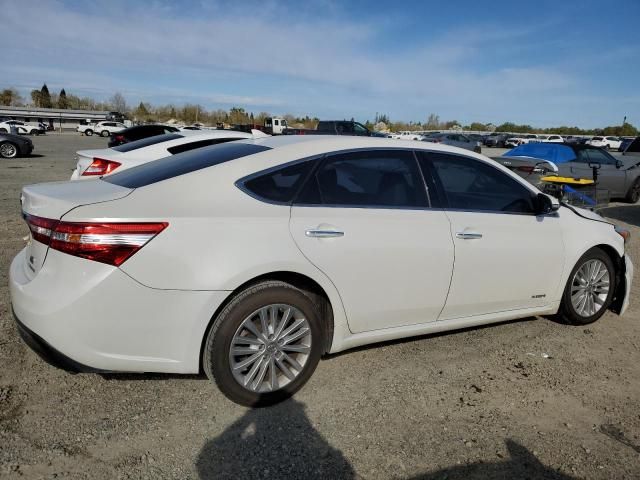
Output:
[[420, 151, 565, 320]]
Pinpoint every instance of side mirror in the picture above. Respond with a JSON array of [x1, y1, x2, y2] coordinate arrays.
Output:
[[535, 193, 560, 215], [616, 160, 624, 169]]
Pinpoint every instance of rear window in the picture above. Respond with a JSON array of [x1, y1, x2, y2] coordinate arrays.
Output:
[[166, 137, 244, 155], [104, 143, 271, 188], [112, 133, 183, 152]]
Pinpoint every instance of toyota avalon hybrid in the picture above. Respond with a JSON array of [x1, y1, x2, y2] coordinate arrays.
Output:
[[10, 136, 633, 406]]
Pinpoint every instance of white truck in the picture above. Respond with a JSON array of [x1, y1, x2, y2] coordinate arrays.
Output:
[[77, 121, 126, 137]]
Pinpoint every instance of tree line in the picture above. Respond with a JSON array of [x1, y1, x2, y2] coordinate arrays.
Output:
[[0, 84, 636, 136]]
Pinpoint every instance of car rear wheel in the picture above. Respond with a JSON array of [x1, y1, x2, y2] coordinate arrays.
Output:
[[557, 248, 615, 325], [0, 128, 7, 133], [203, 281, 323, 407], [625, 178, 640, 203], [85, 129, 93, 136], [0, 141, 18, 158], [101, 130, 110, 137]]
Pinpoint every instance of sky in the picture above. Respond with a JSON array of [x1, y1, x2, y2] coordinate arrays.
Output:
[[1, 0, 639, 128]]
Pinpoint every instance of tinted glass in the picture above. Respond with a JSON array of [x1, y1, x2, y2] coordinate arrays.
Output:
[[105, 143, 271, 188], [243, 161, 315, 204], [297, 150, 427, 208], [626, 137, 640, 153], [112, 133, 183, 152], [426, 153, 535, 213], [167, 137, 243, 155], [585, 148, 616, 165]]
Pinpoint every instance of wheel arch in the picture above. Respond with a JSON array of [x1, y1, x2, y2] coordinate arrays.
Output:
[[198, 270, 337, 373], [592, 243, 627, 314]]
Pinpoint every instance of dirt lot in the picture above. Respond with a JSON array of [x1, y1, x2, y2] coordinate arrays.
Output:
[[1, 134, 639, 479]]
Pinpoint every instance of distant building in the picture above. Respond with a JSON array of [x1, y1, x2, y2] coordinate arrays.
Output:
[[0, 105, 124, 130]]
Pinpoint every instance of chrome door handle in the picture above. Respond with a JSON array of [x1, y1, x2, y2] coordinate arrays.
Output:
[[305, 229, 344, 238], [456, 232, 482, 240]]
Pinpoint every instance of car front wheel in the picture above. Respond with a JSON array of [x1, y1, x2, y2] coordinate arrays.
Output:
[[626, 178, 640, 203], [0, 141, 18, 158], [101, 130, 110, 137], [85, 129, 93, 136], [557, 248, 616, 325], [203, 281, 323, 406]]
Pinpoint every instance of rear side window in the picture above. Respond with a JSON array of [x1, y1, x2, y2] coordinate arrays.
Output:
[[296, 149, 428, 208], [423, 152, 535, 214], [626, 137, 640, 153], [112, 133, 183, 152], [105, 143, 271, 188], [166, 137, 243, 155], [242, 161, 315, 204]]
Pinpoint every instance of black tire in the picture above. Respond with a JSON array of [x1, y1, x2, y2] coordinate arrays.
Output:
[[0, 141, 19, 159], [85, 129, 93, 136], [203, 281, 323, 407], [556, 247, 616, 325], [0, 128, 7, 133], [625, 178, 640, 203], [31, 130, 39, 136], [101, 130, 110, 137]]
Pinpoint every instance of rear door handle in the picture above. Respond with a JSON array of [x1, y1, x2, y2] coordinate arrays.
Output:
[[305, 229, 344, 238], [456, 232, 482, 240]]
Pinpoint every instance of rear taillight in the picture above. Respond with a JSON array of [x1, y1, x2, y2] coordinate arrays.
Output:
[[114, 134, 125, 142], [25, 214, 167, 266], [516, 166, 535, 173], [81, 158, 122, 176]]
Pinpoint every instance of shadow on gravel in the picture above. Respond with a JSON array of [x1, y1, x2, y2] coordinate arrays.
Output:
[[195, 400, 574, 480], [600, 205, 640, 227], [196, 398, 355, 479], [408, 440, 577, 479]]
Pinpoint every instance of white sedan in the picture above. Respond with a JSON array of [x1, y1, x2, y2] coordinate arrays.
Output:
[[10, 136, 633, 406], [70, 129, 267, 179]]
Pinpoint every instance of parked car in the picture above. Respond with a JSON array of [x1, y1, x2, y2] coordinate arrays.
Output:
[[0, 132, 34, 158], [11, 136, 632, 406], [484, 133, 510, 148], [541, 135, 564, 143], [621, 137, 640, 157], [497, 142, 640, 202], [77, 121, 127, 137], [618, 137, 635, 152], [284, 120, 374, 136], [587, 136, 622, 150], [108, 124, 180, 147], [0, 120, 44, 135], [423, 133, 481, 152], [71, 129, 267, 179]]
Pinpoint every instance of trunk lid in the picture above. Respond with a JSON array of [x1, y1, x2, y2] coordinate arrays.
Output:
[[20, 179, 133, 278]]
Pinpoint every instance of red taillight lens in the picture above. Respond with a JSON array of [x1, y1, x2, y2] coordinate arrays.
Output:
[[25, 214, 167, 266], [516, 166, 535, 173], [114, 135, 125, 142], [81, 158, 122, 176]]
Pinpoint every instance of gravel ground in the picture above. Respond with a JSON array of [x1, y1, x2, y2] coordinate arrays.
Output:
[[1, 134, 639, 479]]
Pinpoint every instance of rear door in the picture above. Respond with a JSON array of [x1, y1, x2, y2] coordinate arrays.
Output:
[[290, 149, 454, 333], [420, 151, 564, 319]]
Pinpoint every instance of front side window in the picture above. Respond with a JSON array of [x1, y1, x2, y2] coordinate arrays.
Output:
[[423, 152, 535, 214], [584, 148, 617, 165], [296, 150, 428, 208]]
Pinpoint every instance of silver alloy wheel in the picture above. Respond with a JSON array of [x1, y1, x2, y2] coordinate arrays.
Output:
[[229, 304, 312, 393], [0, 142, 17, 158], [570, 259, 610, 317]]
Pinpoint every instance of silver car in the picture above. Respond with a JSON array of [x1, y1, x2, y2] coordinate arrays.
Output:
[[422, 133, 481, 153], [497, 143, 640, 203]]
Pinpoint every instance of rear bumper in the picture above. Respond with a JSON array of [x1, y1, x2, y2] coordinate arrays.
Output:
[[9, 247, 229, 374], [13, 310, 108, 373]]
